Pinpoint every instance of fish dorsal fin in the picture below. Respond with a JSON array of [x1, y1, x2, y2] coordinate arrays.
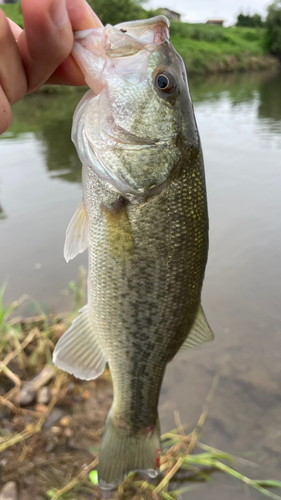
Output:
[[53, 305, 107, 380], [180, 305, 214, 350], [64, 201, 88, 263]]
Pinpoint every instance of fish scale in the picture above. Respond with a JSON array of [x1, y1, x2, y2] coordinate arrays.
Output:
[[53, 15, 214, 491]]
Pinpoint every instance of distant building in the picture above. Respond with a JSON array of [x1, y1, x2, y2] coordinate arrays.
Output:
[[206, 19, 224, 26], [159, 8, 181, 21]]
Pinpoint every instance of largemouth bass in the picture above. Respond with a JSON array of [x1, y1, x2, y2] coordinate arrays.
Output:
[[53, 15, 214, 490]]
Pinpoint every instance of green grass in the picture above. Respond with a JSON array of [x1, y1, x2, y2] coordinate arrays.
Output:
[[170, 22, 271, 74]]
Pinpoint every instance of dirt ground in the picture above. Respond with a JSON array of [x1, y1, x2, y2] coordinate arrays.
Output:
[[0, 314, 117, 500]]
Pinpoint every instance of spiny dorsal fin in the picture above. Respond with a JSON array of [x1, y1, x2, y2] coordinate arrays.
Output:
[[53, 305, 107, 380], [180, 305, 214, 350], [64, 201, 88, 263]]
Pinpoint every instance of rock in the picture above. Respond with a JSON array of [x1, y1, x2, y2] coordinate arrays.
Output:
[[15, 366, 55, 407], [50, 426, 61, 434], [59, 416, 71, 427], [17, 385, 36, 407], [42, 408, 65, 429], [67, 382, 75, 394], [37, 387, 51, 405], [0, 482, 18, 500], [34, 404, 48, 413], [64, 428, 72, 437], [45, 439, 58, 453]]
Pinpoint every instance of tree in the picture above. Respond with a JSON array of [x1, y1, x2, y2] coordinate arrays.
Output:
[[87, 0, 155, 26], [236, 12, 264, 28], [265, 0, 281, 57]]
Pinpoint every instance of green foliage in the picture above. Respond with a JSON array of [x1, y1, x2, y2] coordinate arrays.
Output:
[[265, 0, 281, 57], [0, 0, 156, 30], [236, 12, 264, 28], [87, 0, 155, 26]]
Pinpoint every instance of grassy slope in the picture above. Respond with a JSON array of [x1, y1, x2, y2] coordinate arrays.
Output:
[[169, 22, 276, 74], [1, 4, 278, 74]]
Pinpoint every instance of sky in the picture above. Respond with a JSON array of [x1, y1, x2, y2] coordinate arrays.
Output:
[[147, 0, 273, 25]]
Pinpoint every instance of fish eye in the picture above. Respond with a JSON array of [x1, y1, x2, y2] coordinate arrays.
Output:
[[156, 71, 175, 94]]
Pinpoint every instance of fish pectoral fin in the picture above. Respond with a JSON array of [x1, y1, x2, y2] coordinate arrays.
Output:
[[180, 305, 214, 350], [64, 201, 88, 263], [103, 203, 134, 260], [53, 305, 106, 380]]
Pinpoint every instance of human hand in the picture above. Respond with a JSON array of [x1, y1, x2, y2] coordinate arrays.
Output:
[[0, 0, 103, 135]]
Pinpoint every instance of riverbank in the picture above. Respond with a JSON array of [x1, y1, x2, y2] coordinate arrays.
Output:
[[170, 22, 280, 74], [1, 4, 279, 76], [1, 283, 281, 500]]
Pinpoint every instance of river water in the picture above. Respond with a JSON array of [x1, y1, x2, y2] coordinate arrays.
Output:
[[0, 70, 281, 498]]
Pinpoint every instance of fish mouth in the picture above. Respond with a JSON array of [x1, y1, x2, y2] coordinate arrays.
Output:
[[114, 15, 170, 45], [74, 16, 170, 60]]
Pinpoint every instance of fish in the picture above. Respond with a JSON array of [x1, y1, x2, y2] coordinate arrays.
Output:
[[53, 15, 214, 491]]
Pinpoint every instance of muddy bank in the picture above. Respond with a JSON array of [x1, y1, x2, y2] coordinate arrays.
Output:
[[184, 54, 280, 75]]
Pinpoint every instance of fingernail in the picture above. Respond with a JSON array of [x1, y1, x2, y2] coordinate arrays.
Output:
[[50, 0, 68, 29]]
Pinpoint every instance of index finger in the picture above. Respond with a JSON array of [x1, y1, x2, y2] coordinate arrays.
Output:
[[48, 0, 103, 86]]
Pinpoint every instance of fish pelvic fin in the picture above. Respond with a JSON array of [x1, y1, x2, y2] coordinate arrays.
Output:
[[53, 305, 106, 380], [180, 304, 214, 350], [98, 412, 161, 491], [64, 200, 88, 263]]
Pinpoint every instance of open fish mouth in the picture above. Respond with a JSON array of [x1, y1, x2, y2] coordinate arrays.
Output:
[[74, 15, 170, 48]]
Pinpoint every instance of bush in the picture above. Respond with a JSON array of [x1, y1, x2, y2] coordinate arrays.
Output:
[[87, 0, 155, 25], [236, 13, 264, 28], [265, 0, 281, 57]]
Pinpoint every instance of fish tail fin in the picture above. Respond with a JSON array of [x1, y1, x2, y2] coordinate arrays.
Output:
[[98, 412, 161, 491]]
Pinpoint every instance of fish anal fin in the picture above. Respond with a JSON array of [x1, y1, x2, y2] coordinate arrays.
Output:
[[64, 201, 88, 263], [53, 305, 106, 380], [180, 305, 214, 350]]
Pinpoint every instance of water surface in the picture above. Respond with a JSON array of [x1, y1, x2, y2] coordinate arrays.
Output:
[[0, 70, 281, 498]]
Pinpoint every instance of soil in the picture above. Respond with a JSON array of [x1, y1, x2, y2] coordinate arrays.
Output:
[[0, 317, 114, 500]]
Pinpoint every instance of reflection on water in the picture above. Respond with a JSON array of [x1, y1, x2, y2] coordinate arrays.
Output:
[[258, 71, 281, 122], [0, 69, 281, 499], [0, 202, 6, 220], [36, 122, 82, 184]]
